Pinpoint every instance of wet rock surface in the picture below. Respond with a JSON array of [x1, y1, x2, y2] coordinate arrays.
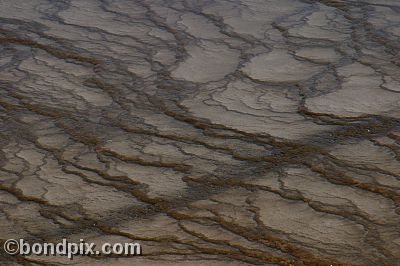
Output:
[[0, 0, 399, 265]]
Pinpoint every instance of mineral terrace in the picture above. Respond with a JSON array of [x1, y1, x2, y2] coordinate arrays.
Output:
[[0, 0, 400, 265]]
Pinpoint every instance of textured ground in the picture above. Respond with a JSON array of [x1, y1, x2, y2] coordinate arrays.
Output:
[[0, 0, 400, 265]]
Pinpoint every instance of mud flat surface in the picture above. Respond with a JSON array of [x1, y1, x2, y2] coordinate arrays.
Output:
[[0, 0, 400, 265]]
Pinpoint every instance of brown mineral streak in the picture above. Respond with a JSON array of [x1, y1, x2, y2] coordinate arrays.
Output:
[[0, 0, 399, 265]]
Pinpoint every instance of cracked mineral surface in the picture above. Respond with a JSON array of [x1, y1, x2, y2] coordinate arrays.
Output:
[[0, 0, 400, 265]]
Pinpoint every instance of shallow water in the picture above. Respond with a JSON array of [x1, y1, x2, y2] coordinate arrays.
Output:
[[0, 0, 399, 265]]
